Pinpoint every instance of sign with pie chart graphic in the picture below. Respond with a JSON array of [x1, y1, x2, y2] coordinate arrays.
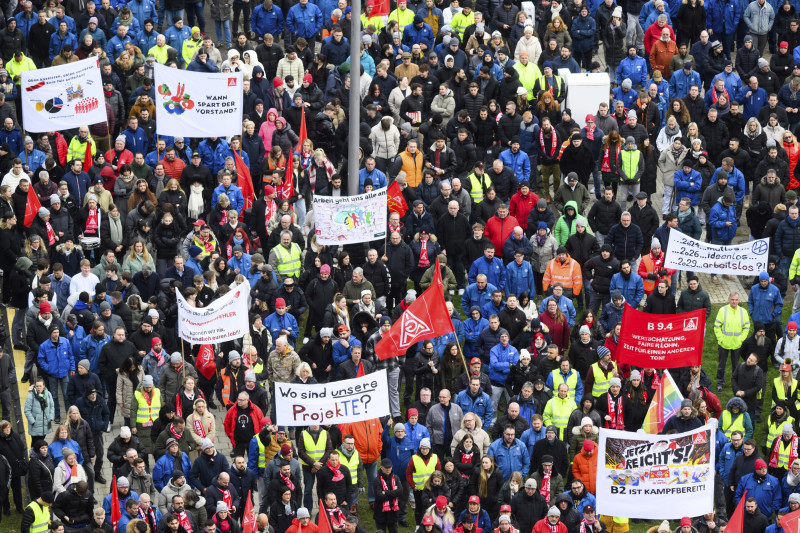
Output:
[[21, 58, 105, 133]]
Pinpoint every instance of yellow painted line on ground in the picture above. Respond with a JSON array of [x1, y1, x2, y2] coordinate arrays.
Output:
[[8, 307, 31, 442]]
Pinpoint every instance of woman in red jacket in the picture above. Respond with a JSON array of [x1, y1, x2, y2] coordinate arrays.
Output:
[[539, 299, 570, 354]]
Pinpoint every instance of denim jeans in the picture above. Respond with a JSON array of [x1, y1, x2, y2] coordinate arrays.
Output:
[[364, 460, 377, 502], [303, 468, 316, 509], [185, 1, 206, 32], [215, 19, 231, 46], [49, 374, 69, 421], [165, 8, 184, 25], [295, 198, 307, 228]]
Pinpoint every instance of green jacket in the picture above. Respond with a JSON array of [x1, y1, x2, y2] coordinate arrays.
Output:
[[554, 201, 581, 246]]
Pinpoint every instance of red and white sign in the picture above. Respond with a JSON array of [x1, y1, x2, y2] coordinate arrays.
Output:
[[176, 280, 250, 344], [617, 305, 706, 368]]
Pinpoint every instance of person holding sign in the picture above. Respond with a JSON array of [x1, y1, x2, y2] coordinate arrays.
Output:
[[708, 192, 739, 283]]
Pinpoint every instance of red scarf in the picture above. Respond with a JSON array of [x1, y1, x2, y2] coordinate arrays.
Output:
[[711, 87, 729, 105], [579, 518, 598, 533], [281, 473, 295, 491], [45, 221, 56, 246], [220, 209, 228, 225], [169, 423, 182, 440], [460, 450, 474, 478], [193, 415, 208, 439], [601, 145, 620, 172], [177, 511, 193, 533], [606, 393, 624, 430], [326, 507, 347, 529], [418, 236, 430, 268], [152, 349, 165, 366], [380, 475, 400, 511], [539, 128, 557, 156], [197, 233, 214, 253], [328, 462, 344, 481], [264, 199, 276, 229], [541, 470, 552, 503], [770, 433, 799, 468], [86, 208, 98, 232], [585, 125, 595, 141], [221, 489, 233, 509]]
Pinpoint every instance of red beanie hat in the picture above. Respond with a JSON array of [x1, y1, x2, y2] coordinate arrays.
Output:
[[273, 76, 283, 88], [152, 337, 162, 347], [275, 298, 286, 308], [755, 458, 768, 469], [39, 301, 51, 314], [680, 517, 692, 527]]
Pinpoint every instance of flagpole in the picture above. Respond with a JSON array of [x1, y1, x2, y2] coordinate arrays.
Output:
[[434, 257, 469, 375]]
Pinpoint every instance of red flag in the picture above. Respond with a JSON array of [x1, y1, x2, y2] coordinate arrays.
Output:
[[277, 156, 294, 203], [387, 180, 408, 217], [235, 150, 255, 214], [83, 139, 93, 169], [356, 363, 365, 377], [294, 107, 308, 153], [242, 491, 256, 533], [318, 499, 333, 533], [24, 184, 42, 228], [368, 0, 390, 17], [375, 257, 452, 360], [110, 476, 121, 533], [196, 344, 216, 380], [725, 490, 747, 533], [781, 508, 800, 533]]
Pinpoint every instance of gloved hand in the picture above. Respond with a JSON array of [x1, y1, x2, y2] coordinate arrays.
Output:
[[658, 269, 668, 276], [648, 273, 658, 280]]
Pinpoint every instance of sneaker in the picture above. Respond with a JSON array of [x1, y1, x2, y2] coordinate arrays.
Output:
[[458, 288, 464, 295], [106, 423, 111, 432], [410, 501, 415, 509], [303, 337, 309, 344], [717, 384, 723, 393]]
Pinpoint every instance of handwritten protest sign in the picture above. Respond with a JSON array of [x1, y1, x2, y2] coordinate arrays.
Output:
[[663, 232, 769, 275], [312, 190, 387, 245], [275, 370, 390, 426], [176, 280, 250, 343]]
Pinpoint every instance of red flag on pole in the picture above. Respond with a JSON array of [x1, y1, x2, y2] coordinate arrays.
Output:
[[83, 139, 93, 169], [24, 184, 42, 228], [196, 344, 216, 380], [368, 0, 390, 17], [318, 499, 333, 533], [387, 180, 408, 217], [724, 490, 747, 533], [781, 508, 800, 533], [110, 476, 121, 533], [375, 257, 452, 360], [235, 150, 255, 214], [294, 107, 308, 153], [242, 491, 256, 533]]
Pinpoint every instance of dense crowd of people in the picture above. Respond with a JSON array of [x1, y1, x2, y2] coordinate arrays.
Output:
[[5, 0, 800, 531]]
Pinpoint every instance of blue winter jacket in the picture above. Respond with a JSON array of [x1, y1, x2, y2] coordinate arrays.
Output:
[[458, 509, 492, 532], [49, 31, 78, 61], [264, 312, 299, 345], [402, 22, 434, 49], [748, 282, 783, 323], [212, 184, 244, 212], [488, 438, 530, 481], [14, 11, 34, 39], [332, 336, 362, 370], [164, 25, 191, 58], [499, 148, 531, 182], [713, 71, 744, 98], [49, 438, 84, 463], [612, 86, 639, 109], [775, 215, 800, 259], [571, 14, 596, 51], [286, 2, 323, 39], [609, 273, 645, 306], [737, 85, 768, 119], [520, 425, 547, 457], [616, 56, 648, 87], [121, 126, 149, 156], [461, 283, 497, 316], [505, 260, 536, 298], [20, 148, 45, 174], [80, 333, 111, 375], [381, 426, 416, 473], [674, 168, 703, 205], [489, 342, 519, 385], [197, 138, 230, 174], [250, 3, 284, 37], [106, 34, 133, 60], [707, 0, 741, 33], [321, 35, 350, 67], [600, 301, 625, 333], [187, 56, 219, 72], [103, 491, 140, 523], [38, 337, 73, 378], [464, 312, 490, 359], [559, 490, 597, 514], [669, 69, 702, 99], [358, 167, 389, 192], [736, 472, 783, 516], [127, 0, 157, 27], [538, 295, 576, 327], [455, 388, 494, 428], [712, 166, 745, 203], [709, 198, 738, 242], [468, 256, 507, 290], [404, 421, 431, 450], [519, 119, 540, 157], [153, 452, 192, 491]]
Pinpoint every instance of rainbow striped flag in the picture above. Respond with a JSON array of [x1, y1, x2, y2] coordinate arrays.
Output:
[[642, 369, 684, 434]]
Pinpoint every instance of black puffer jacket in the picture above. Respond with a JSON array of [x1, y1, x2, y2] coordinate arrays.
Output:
[[67, 418, 96, 460], [582, 251, 620, 295], [52, 483, 94, 527], [0, 429, 26, 477], [28, 449, 55, 499], [511, 486, 548, 533], [700, 117, 730, 164], [587, 198, 622, 235]]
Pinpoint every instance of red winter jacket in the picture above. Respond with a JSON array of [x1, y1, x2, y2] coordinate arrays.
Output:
[[223, 400, 265, 448], [484, 213, 520, 252], [509, 191, 540, 231]]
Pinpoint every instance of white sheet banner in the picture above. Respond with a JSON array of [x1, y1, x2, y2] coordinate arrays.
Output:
[[312, 189, 387, 245], [275, 370, 390, 426], [21, 58, 106, 133], [153, 63, 243, 137], [176, 280, 250, 343], [663, 232, 769, 275], [596, 423, 716, 519]]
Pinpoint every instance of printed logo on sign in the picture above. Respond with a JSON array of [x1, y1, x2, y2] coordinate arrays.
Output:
[[752, 240, 768, 255], [692, 432, 707, 444], [399, 309, 433, 347], [228, 78, 237, 87], [684, 318, 698, 331]]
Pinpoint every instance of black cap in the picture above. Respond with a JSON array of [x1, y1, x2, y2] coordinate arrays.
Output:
[[635, 191, 647, 199]]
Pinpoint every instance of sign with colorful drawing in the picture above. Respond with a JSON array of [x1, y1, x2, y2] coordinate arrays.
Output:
[[21, 58, 106, 133], [153, 63, 242, 138], [312, 189, 387, 245]]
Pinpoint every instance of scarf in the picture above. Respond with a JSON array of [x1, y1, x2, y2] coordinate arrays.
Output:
[[169, 423, 182, 440], [418, 237, 430, 268], [139, 506, 157, 531], [601, 145, 619, 172], [712, 87, 730, 105], [540, 470, 552, 503], [152, 348, 165, 366], [540, 128, 557, 156], [606, 393, 624, 430], [192, 414, 208, 439], [770, 434, 799, 468], [281, 472, 295, 491], [196, 234, 214, 253], [579, 519, 598, 533], [63, 460, 79, 487], [585, 125, 595, 141], [33, 388, 48, 410], [536, 232, 547, 246], [177, 510, 193, 533], [787, 469, 800, 487], [140, 389, 155, 425], [188, 184, 205, 219], [45, 221, 56, 246], [85, 208, 99, 232], [677, 207, 692, 223], [108, 213, 123, 244], [328, 461, 344, 481], [326, 507, 347, 529], [264, 199, 277, 229], [221, 489, 233, 509], [220, 208, 228, 225], [460, 448, 474, 478], [380, 475, 400, 511]]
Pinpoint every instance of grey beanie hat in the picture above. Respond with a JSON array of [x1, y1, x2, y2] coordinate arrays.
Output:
[[38, 207, 49, 218], [548, 507, 561, 517], [78, 359, 91, 371], [50, 194, 61, 205], [394, 423, 405, 432], [170, 352, 182, 364], [609, 377, 622, 387], [228, 350, 241, 362]]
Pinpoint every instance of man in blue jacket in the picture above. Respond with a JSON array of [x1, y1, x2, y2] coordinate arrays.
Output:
[[669, 61, 703, 99], [616, 46, 648, 88], [736, 458, 782, 517], [749, 272, 783, 340], [468, 246, 507, 290], [707, 0, 741, 57], [455, 376, 494, 429], [402, 15, 434, 51], [461, 276, 497, 317], [250, 0, 284, 38], [489, 330, 519, 410], [286, 0, 322, 45], [321, 26, 349, 66], [499, 137, 531, 184], [737, 75, 769, 119], [212, 173, 244, 212], [38, 324, 73, 424], [197, 136, 230, 174], [128, 0, 157, 28], [709, 192, 739, 245], [121, 116, 148, 156], [487, 425, 530, 481]]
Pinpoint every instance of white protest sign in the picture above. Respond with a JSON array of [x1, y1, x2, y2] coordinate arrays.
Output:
[[176, 279, 250, 343], [153, 62, 243, 138], [596, 423, 716, 519], [312, 189, 387, 245], [275, 370, 390, 426], [21, 58, 106, 133], [663, 232, 769, 275]]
